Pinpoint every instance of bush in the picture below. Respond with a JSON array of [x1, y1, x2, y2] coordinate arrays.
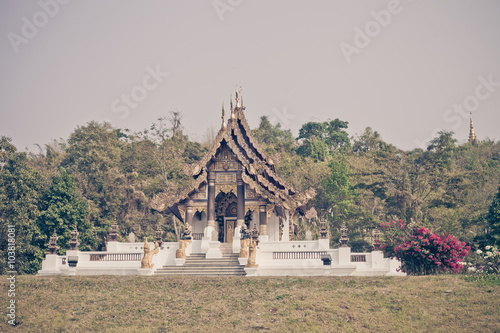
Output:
[[463, 245, 500, 274], [380, 220, 470, 275]]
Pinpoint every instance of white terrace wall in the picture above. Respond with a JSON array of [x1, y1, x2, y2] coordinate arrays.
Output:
[[248, 239, 404, 277], [38, 241, 181, 276], [39, 238, 404, 277]]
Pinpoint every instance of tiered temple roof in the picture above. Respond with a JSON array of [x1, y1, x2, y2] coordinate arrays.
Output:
[[151, 91, 315, 218]]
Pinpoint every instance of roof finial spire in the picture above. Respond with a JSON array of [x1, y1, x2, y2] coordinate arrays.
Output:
[[230, 94, 235, 119], [469, 112, 478, 144], [221, 102, 227, 130], [235, 86, 240, 108]]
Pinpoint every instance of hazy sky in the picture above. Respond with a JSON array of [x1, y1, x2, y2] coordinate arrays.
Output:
[[1, 1, 499, 151]]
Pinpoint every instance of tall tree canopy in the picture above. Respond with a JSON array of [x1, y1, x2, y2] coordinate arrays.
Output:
[[296, 119, 350, 159], [486, 185, 500, 246], [37, 168, 93, 253], [0, 151, 46, 274]]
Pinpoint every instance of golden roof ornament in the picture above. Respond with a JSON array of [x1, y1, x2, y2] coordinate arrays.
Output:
[[230, 94, 235, 119], [221, 102, 227, 130]]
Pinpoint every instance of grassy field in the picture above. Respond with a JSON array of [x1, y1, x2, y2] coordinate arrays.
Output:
[[1, 275, 499, 332]]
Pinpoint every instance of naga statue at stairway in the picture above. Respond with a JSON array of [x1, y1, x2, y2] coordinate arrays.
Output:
[[141, 238, 160, 269], [246, 239, 259, 268], [176, 225, 193, 259], [239, 224, 250, 258]]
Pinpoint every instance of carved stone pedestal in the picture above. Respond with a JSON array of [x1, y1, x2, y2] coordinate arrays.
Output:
[[206, 241, 223, 259], [232, 226, 242, 254], [201, 226, 215, 253], [174, 258, 186, 266], [244, 267, 258, 276], [137, 268, 154, 276]]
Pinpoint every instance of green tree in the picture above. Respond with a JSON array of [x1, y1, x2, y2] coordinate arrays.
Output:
[[323, 155, 354, 210], [296, 136, 330, 161], [61, 121, 126, 246], [321, 154, 370, 249], [37, 168, 93, 253], [486, 185, 500, 246], [0, 136, 17, 171], [297, 119, 350, 155], [425, 130, 457, 172], [252, 116, 296, 155], [352, 127, 389, 153], [0, 151, 46, 274]]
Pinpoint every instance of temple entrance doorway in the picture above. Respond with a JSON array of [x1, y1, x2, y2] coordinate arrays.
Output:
[[215, 191, 238, 243], [224, 218, 236, 243]]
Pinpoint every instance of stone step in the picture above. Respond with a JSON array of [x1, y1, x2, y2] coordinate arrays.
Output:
[[154, 251, 247, 276], [186, 256, 240, 261], [178, 260, 241, 266], [188, 253, 239, 258], [183, 263, 241, 267], [155, 268, 246, 275], [185, 256, 239, 261], [156, 267, 245, 272], [155, 271, 246, 276], [219, 244, 234, 253], [156, 270, 246, 274]]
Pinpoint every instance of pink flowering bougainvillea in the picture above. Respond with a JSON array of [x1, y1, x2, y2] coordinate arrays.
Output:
[[379, 220, 470, 275]]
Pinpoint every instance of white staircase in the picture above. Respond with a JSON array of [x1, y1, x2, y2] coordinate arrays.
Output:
[[155, 244, 246, 276]]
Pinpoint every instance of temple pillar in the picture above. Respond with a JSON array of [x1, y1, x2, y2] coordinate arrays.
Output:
[[259, 204, 269, 242], [282, 213, 290, 242], [202, 170, 217, 252], [185, 199, 193, 227], [207, 171, 216, 228], [236, 170, 245, 227], [259, 205, 267, 234], [233, 169, 245, 253]]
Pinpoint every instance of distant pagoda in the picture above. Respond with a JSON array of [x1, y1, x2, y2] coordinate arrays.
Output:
[[468, 113, 479, 145]]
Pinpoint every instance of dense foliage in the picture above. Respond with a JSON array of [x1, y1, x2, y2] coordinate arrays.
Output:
[[1, 112, 499, 274], [465, 245, 500, 274]]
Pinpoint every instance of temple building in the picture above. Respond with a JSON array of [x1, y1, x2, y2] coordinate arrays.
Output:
[[151, 91, 315, 254]]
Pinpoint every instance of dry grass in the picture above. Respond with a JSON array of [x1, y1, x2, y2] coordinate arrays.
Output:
[[1, 275, 499, 332]]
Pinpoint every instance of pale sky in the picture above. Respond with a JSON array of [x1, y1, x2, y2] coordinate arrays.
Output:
[[1, 0, 499, 151]]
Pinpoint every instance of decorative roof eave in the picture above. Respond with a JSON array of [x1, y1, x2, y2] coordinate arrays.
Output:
[[255, 174, 292, 203], [242, 172, 316, 212], [224, 137, 294, 205], [234, 106, 272, 162], [231, 109, 301, 195], [151, 170, 208, 212], [242, 172, 291, 210], [183, 127, 229, 177]]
